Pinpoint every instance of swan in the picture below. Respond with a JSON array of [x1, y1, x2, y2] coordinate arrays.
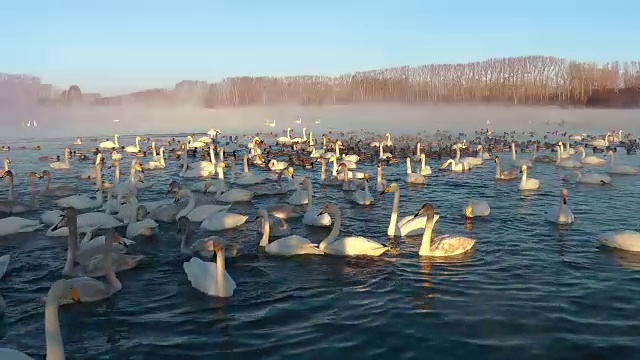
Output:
[[126, 205, 159, 237], [302, 178, 332, 227], [111, 151, 122, 161], [55, 189, 104, 210], [290, 127, 308, 144], [78, 153, 103, 180], [256, 209, 324, 255], [200, 209, 248, 231], [267, 203, 305, 219], [351, 176, 374, 205], [558, 142, 573, 158], [180, 157, 216, 178], [439, 158, 470, 172], [183, 240, 236, 297], [174, 189, 231, 222], [419, 154, 432, 175], [464, 200, 490, 218], [276, 128, 293, 144], [606, 151, 638, 175], [555, 146, 582, 168], [460, 145, 484, 167], [186, 135, 207, 149], [405, 157, 426, 184], [378, 142, 392, 160], [268, 159, 289, 171], [575, 172, 612, 185], [317, 204, 388, 256], [598, 231, 640, 252], [49, 148, 71, 169], [99, 133, 120, 149], [546, 188, 574, 224], [235, 155, 266, 185], [124, 136, 142, 153], [247, 167, 291, 196], [287, 179, 309, 205], [142, 147, 166, 170], [0, 158, 10, 177], [577, 147, 606, 165], [413, 142, 422, 161], [494, 156, 517, 180], [40, 170, 76, 197], [213, 185, 254, 203], [511, 143, 533, 167], [532, 143, 555, 163], [0, 170, 40, 214], [519, 165, 540, 190], [257, 214, 292, 237], [63, 229, 124, 303], [589, 132, 610, 148], [0, 217, 44, 236], [319, 158, 342, 186], [381, 183, 438, 237], [178, 217, 238, 258], [46, 210, 123, 237], [0, 279, 76, 360], [417, 203, 476, 256], [331, 157, 365, 179], [375, 163, 388, 192]]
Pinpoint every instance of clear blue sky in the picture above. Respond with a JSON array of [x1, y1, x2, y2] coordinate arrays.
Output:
[[2, 0, 638, 95]]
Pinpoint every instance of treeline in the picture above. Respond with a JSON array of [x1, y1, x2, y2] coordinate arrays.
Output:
[[197, 56, 640, 108]]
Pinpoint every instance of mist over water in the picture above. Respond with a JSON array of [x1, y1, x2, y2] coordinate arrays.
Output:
[[2, 103, 640, 140]]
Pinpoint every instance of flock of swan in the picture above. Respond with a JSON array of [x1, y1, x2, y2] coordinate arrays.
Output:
[[0, 126, 639, 359]]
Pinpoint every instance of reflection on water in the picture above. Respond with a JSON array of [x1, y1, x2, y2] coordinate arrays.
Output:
[[0, 134, 639, 359]]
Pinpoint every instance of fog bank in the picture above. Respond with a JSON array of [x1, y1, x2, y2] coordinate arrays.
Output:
[[1, 103, 639, 141]]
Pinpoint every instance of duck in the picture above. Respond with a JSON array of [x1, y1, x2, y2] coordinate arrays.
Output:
[[417, 203, 476, 256]]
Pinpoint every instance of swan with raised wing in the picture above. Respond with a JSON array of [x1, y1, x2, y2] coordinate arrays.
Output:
[[546, 188, 574, 224], [257, 209, 323, 255], [417, 203, 476, 256], [183, 239, 236, 297], [381, 183, 438, 237], [317, 204, 388, 256]]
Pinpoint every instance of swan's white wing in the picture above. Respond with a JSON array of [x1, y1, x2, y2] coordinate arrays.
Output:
[[266, 235, 323, 255], [430, 235, 476, 256], [327, 236, 388, 256], [67, 276, 111, 303], [0, 254, 10, 280], [598, 231, 640, 251]]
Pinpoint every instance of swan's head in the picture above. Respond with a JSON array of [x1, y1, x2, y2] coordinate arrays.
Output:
[[52, 207, 78, 232], [177, 216, 191, 234], [520, 165, 528, 174], [28, 171, 43, 180], [286, 166, 295, 178], [493, 156, 500, 164], [317, 204, 336, 216], [48, 279, 80, 304], [561, 188, 568, 205], [136, 204, 149, 221], [414, 203, 435, 222], [380, 183, 398, 195], [464, 203, 473, 219], [4, 158, 10, 165], [41, 170, 51, 178], [420, 153, 426, 160], [0, 169, 13, 180], [166, 180, 180, 195], [363, 174, 370, 182]]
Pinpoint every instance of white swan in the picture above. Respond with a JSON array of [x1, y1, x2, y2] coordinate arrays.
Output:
[[302, 178, 332, 227], [546, 188, 574, 224], [589, 132, 610, 148], [0, 217, 44, 236], [351, 176, 374, 205], [577, 147, 606, 165], [494, 156, 518, 180], [174, 189, 231, 222], [375, 163, 388, 192], [178, 217, 238, 258], [200, 207, 248, 231], [40, 170, 76, 197], [511, 143, 533, 167], [575, 172, 612, 185], [418, 203, 476, 257], [276, 128, 293, 144], [0, 279, 76, 359], [464, 200, 490, 218], [606, 151, 638, 175], [381, 183, 437, 237], [268, 159, 289, 171], [235, 155, 267, 185], [183, 240, 236, 297], [124, 136, 142, 153], [419, 154, 432, 175], [439, 158, 470, 172], [99, 133, 120, 149], [555, 146, 582, 168], [257, 209, 323, 255], [460, 145, 484, 167], [180, 156, 216, 178], [317, 204, 388, 256], [519, 165, 539, 190], [126, 205, 159, 237], [287, 179, 309, 205], [142, 147, 166, 170], [598, 231, 640, 252], [405, 157, 426, 184], [55, 189, 104, 210], [49, 148, 71, 169]]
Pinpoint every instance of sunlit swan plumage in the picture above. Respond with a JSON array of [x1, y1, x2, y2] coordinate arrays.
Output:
[[317, 204, 388, 256], [519, 165, 540, 190], [381, 183, 437, 237], [464, 200, 490, 218], [546, 188, 574, 224], [598, 231, 640, 252], [494, 156, 517, 180], [418, 203, 476, 257], [183, 240, 236, 297], [257, 209, 324, 255]]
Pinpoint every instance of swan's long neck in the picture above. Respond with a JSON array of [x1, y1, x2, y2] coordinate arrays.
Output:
[[135, 137, 140, 151], [520, 170, 528, 187], [320, 161, 326, 181], [181, 158, 189, 174], [331, 159, 338, 176], [159, 148, 165, 166], [259, 214, 270, 246], [3, 159, 8, 171], [421, 156, 427, 170], [379, 143, 383, 158], [416, 143, 421, 156], [455, 147, 460, 162], [7, 176, 14, 200], [319, 208, 341, 250], [322, 136, 326, 149], [209, 147, 215, 165], [219, 147, 224, 162], [216, 249, 226, 294], [177, 191, 196, 219], [511, 143, 516, 160], [44, 291, 65, 360], [556, 148, 561, 163], [579, 148, 585, 160], [63, 219, 78, 275], [104, 236, 121, 291], [243, 156, 249, 174], [114, 134, 119, 147], [419, 221, 434, 256], [387, 187, 400, 236], [303, 128, 307, 141], [336, 144, 340, 158], [306, 181, 314, 207], [605, 133, 610, 146], [377, 166, 382, 184], [495, 159, 501, 178], [406, 158, 412, 174], [559, 142, 565, 154]]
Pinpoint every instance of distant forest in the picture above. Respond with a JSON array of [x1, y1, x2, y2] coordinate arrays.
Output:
[[196, 56, 640, 108], [40, 56, 640, 108]]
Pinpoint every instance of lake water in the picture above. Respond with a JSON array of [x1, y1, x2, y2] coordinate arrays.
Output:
[[1, 132, 640, 360]]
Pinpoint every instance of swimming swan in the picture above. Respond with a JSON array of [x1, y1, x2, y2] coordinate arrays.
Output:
[[464, 200, 490, 218], [183, 239, 236, 297], [418, 203, 476, 257], [317, 204, 388, 256], [257, 209, 323, 255], [494, 156, 517, 180], [519, 165, 540, 190], [546, 188, 574, 224], [381, 183, 438, 237]]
